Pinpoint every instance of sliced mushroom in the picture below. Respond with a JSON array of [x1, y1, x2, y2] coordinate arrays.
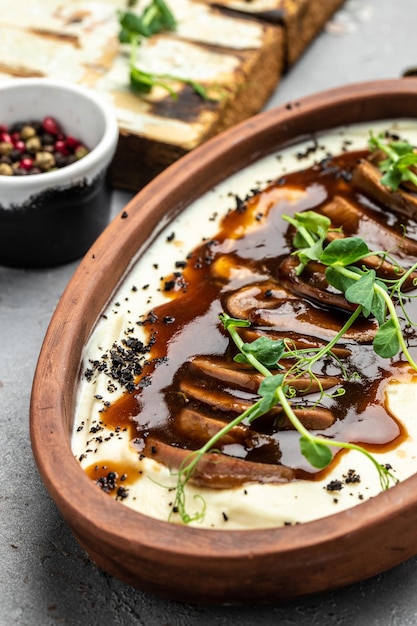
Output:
[[239, 328, 352, 359], [321, 195, 417, 287], [190, 355, 340, 394], [190, 356, 265, 392], [144, 437, 295, 488], [352, 158, 417, 221], [179, 379, 256, 415], [369, 148, 417, 194], [175, 407, 282, 461], [224, 283, 377, 343], [277, 256, 357, 312], [179, 380, 335, 431]]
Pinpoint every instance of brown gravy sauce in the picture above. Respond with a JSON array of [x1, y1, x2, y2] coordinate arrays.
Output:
[[88, 149, 417, 485]]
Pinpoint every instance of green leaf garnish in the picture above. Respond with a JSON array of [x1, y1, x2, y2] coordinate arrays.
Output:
[[170, 300, 400, 523], [344, 270, 376, 317], [370, 287, 387, 326], [299, 436, 333, 469], [285, 210, 331, 239], [258, 374, 285, 394], [283, 211, 344, 275], [325, 265, 360, 292], [373, 319, 400, 358], [118, 1, 215, 100], [241, 336, 286, 369], [118, 10, 154, 38], [320, 237, 370, 267], [369, 132, 417, 191], [220, 313, 251, 330], [288, 206, 417, 370]]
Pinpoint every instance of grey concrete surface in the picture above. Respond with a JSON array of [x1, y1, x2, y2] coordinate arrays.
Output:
[[2, 1, 417, 624]]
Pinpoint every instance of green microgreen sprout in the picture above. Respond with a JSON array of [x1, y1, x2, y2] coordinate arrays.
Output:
[[369, 132, 417, 191], [118, 1, 214, 100], [220, 314, 397, 488], [170, 309, 398, 523], [168, 206, 417, 524], [283, 210, 417, 368]]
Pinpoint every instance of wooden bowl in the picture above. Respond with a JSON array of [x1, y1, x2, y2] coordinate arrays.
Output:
[[30, 79, 417, 605]]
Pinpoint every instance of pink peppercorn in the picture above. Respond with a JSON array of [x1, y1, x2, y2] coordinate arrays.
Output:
[[42, 116, 61, 136], [14, 140, 26, 152], [54, 139, 69, 155], [65, 135, 79, 149], [19, 157, 34, 170], [0, 132, 12, 144]]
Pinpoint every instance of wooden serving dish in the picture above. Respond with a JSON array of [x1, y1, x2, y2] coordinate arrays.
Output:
[[30, 79, 417, 605]]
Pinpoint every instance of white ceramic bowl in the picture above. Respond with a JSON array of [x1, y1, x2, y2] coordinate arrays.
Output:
[[0, 78, 119, 267]]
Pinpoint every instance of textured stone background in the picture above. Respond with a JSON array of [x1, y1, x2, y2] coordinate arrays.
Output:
[[2, 1, 417, 624]]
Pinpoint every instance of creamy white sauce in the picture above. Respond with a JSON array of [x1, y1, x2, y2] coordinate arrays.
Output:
[[73, 119, 417, 530]]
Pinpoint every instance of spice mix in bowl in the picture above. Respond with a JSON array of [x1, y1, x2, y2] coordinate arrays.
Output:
[[0, 78, 118, 268]]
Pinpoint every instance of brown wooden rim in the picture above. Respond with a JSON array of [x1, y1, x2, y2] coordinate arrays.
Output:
[[30, 78, 417, 562]]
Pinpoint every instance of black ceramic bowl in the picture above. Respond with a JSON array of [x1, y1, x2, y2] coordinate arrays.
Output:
[[0, 78, 119, 268]]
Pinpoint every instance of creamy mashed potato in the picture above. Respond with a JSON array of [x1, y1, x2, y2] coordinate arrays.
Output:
[[73, 120, 417, 530]]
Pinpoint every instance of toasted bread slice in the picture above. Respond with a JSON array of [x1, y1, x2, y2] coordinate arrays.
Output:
[[0, 0, 343, 190]]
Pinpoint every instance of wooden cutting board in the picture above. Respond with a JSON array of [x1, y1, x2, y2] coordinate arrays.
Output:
[[0, 0, 345, 191]]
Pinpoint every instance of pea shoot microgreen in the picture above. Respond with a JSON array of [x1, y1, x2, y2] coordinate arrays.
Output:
[[118, 1, 213, 100], [169, 206, 417, 524], [283, 210, 417, 367], [220, 313, 398, 485], [369, 132, 417, 191]]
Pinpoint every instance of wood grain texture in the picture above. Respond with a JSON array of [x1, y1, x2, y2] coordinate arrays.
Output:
[[208, 0, 347, 65], [0, 0, 344, 190]]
